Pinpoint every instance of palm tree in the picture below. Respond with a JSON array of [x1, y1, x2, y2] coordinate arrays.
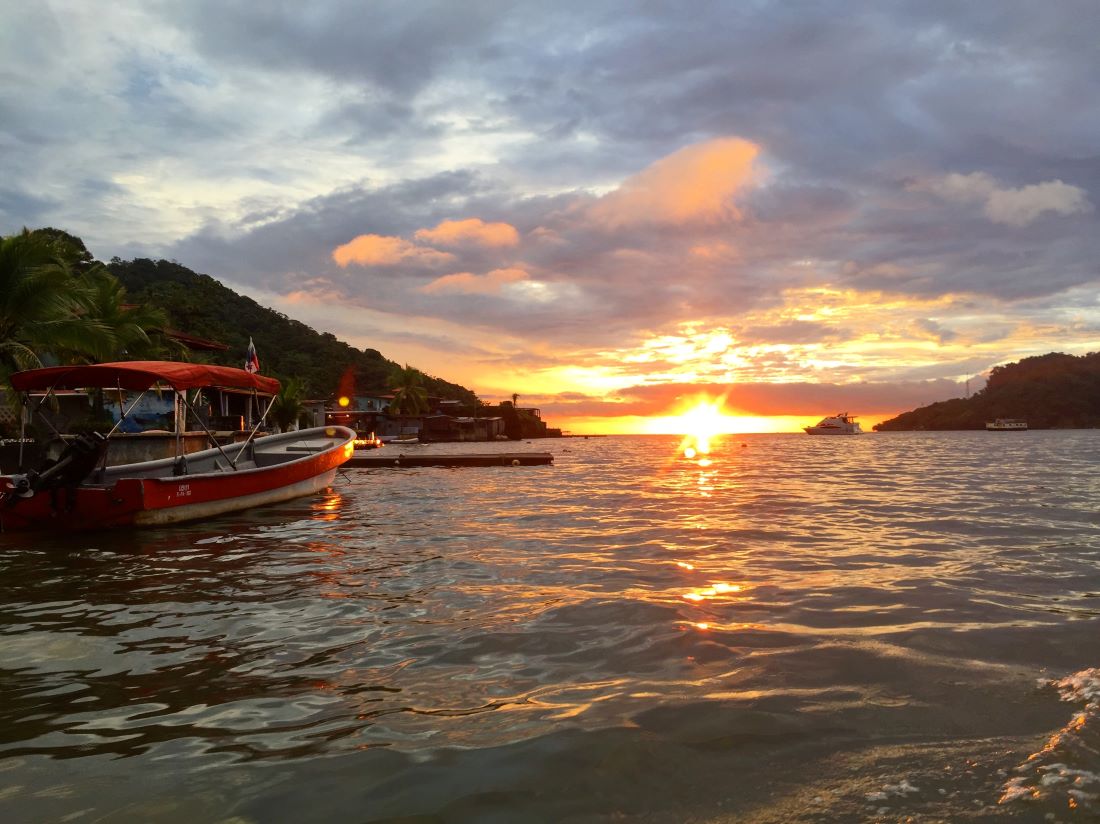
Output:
[[388, 364, 429, 415], [269, 376, 306, 432], [76, 267, 187, 362], [0, 229, 114, 387]]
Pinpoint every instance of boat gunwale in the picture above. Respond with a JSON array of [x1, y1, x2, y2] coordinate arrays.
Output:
[[93, 426, 357, 483]]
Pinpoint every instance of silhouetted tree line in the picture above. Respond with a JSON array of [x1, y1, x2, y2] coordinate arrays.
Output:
[[107, 256, 478, 407], [874, 352, 1100, 430], [1, 226, 478, 408]]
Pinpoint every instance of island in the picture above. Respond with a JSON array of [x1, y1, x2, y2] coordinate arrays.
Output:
[[874, 352, 1100, 431]]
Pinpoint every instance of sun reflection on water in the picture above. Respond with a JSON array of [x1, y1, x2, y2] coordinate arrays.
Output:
[[310, 491, 345, 521], [682, 581, 744, 602]]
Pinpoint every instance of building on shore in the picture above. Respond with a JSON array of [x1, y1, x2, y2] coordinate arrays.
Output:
[[323, 395, 561, 442]]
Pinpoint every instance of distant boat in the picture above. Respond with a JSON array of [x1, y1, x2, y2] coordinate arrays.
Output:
[[379, 434, 419, 444], [804, 413, 863, 435], [986, 418, 1028, 431]]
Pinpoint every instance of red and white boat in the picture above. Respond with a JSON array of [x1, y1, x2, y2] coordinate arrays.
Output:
[[0, 361, 355, 532], [803, 412, 863, 435]]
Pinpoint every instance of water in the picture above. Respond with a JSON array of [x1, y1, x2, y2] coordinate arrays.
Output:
[[2, 432, 1100, 822]]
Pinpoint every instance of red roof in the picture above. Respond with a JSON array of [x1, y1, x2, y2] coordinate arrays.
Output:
[[10, 361, 281, 394]]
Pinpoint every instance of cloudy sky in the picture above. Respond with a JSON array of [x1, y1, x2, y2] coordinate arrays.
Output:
[[3, 1, 1098, 432]]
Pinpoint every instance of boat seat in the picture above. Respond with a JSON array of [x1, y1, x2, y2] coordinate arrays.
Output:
[[253, 451, 298, 468]]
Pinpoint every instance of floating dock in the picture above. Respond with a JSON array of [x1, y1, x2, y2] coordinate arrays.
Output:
[[345, 451, 553, 468]]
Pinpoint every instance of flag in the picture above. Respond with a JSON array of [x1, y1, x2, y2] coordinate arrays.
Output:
[[245, 337, 260, 373]]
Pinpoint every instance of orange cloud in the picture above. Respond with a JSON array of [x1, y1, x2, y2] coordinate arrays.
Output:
[[332, 234, 454, 267], [414, 218, 520, 247], [589, 137, 761, 227], [419, 267, 528, 295]]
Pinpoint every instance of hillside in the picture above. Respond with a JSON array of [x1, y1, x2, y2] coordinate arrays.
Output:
[[108, 257, 478, 406], [874, 352, 1100, 430]]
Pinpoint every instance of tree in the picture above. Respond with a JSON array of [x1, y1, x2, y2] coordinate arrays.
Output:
[[388, 364, 429, 415], [0, 229, 114, 388], [269, 376, 306, 432], [107, 254, 480, 404], [33, 227, 95, 271], [75, 267, 188, 362]]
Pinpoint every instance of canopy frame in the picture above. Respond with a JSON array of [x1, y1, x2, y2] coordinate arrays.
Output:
[[9, 361, 281, 471]]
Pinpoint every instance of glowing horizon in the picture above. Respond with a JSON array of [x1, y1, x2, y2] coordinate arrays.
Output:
[[550, 409, 894, 436], [6, 7, 1095, 430]]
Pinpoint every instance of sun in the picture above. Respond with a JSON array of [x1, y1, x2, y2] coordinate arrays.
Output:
[[679, 400, 728, 444], [644, 397, 734, 436], [652, 397, 734, 456], [627, 394, 822, 439]]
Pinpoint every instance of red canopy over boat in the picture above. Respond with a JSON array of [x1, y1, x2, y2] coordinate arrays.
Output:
[[9, 361, 281, 394]]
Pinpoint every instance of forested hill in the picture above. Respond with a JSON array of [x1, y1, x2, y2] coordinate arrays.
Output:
[[108, 257, 477, 406], [874, 352, 1100, 431]]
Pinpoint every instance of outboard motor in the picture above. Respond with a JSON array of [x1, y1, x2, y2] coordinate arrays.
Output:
[[19, 432, 110, 495]]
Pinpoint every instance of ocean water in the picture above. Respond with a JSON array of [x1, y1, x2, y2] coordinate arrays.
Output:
[[2, 431, 1100, 823]]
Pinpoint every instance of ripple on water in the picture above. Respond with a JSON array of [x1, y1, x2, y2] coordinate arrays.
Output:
[[2, 433, 1100, 821]]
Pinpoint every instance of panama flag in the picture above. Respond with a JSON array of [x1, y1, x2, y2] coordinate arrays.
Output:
[[245, 337, 260, 373]]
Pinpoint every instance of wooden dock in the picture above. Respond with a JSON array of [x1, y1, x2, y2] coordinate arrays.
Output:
[[345, 451, 553, 468]]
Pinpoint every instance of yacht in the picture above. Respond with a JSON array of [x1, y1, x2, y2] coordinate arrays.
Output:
[[804, 413, 863, 435], [986, 418, 1027, 431]]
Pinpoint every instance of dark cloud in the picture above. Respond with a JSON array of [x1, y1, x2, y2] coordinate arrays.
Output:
[[4, 0, 1099, 407], [169, 171, 486, 282], [172, 1, 506, 98], [0, 189, 59, 229]]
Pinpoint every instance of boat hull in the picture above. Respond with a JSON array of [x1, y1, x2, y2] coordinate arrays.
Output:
[[133, 465, 342, 526], [0, 427, 354, 532], [804, 412, 863, 435], [985, 421, 1027, 431]]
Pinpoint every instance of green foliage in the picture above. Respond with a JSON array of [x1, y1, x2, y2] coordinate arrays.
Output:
[[108, 257, 478, 404], [0, 229, 115, 386], [76, 267, 188, 362], [1, 228, 196, 396], [32, 227, 95, 270], [388, 364, 429, 415], [874, 352, 1100, 430], [269, 376, 306, 432]]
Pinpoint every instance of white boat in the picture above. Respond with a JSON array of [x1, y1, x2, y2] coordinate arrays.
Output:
[[986, 418, 1027, 431], [379, 430, 420, 444], [804, 412, 863, 435], [0, 361, 356, 531]]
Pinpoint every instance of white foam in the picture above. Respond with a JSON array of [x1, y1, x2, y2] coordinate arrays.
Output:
[[999, 777, 1035, 804], [1052, 668, 1100, 704], [865, 779, 919, 803], [1000, 670, 1100, 813]]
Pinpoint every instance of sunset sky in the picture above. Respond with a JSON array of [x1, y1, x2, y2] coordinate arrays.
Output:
[[3, 2, 1098, 433]]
